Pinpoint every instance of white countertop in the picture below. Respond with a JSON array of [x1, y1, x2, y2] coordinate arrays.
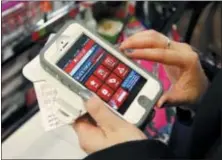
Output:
[[2, 112, 87, 159]]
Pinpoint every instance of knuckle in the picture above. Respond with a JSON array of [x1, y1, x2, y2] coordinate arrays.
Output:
[[183, 43, 192, 50], [89, 103, 101, 116], [148, 29, 157, 36], [80, 142, 88, 151], [86, 98, 101, 115], [185, 51, 199, 69], [158, 50, 166, 61], [192, 52, 199, 63]]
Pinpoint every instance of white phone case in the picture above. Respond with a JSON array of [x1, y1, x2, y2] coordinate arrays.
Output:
[[38, 21, 163, 127]]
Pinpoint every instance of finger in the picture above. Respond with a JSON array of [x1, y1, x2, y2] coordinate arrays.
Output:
[[76, 113, 97, 126], [156, 86, 186, 108], [156, 91, 180, 108], [73, 121, 105, 153], [126, 49, 186, 67], [75, 114, 90, 124], [119, 30, 155, 50], [73, 120, 103, 138], [85, 96, 127, 131], [120, 30, 167, 50], [156, 92, 170, 108]]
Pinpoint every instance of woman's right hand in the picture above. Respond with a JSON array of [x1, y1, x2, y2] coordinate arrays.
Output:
[[120, 30, 209, 108]]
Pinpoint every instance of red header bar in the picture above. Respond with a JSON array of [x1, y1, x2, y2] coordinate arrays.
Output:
[[63, 39, 95, 74]]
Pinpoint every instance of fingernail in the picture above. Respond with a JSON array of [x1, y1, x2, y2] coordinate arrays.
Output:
[[156, 102, 164, 108], [79, 89, 94, 102], [125, 49, 134, 54], [156, 101, 162, 108]]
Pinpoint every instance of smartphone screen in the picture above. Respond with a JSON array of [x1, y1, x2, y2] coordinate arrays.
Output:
[[57, 34, 147, 114]]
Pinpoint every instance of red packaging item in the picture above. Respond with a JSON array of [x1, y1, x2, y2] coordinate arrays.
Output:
[[31, 31, 40, 41], [40, 1, 52, 13], [128, 2, 135, 15], [25, 87, 37, 107]]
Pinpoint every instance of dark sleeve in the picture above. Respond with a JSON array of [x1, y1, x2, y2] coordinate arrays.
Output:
[[84, 140, 175, 160], [188, 70, 222, 158], [176, 70, 222, 127], [169, 70, 222, 158]]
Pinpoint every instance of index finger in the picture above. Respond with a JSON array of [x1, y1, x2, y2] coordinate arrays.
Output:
[[120, 30, 168, 50], [126, 48, 186, 67]]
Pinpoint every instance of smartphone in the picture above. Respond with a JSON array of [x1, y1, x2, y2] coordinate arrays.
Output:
[[40, 22, 162, 126]]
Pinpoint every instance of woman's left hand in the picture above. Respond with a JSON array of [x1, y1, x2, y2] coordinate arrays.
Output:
[[73, 96, 147, 154]]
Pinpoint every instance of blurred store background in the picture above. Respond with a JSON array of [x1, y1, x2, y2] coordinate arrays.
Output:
[[1, 1, 221, 142]]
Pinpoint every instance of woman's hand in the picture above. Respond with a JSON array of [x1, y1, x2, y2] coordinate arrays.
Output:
[[120, 30, 209, 107], [73, 96, 147, 154]]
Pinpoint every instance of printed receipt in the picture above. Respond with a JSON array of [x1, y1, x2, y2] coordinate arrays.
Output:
[[34, 81, 66, 131], [32, 34, 69, 131]]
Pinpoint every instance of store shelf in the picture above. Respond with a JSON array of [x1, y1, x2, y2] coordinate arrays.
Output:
[[2, 2, 78, 65], [2, 105, 39, 142], [1, 1, 79, 142]]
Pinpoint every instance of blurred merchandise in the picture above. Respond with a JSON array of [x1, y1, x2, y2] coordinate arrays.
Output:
[[2, 75, 24, 99], [84, 7, 97, 32], [40, 1, 52, 13], [1, 43, 41, 141], [98, 19, 123, 43], [171, 24, 181, 42], [1, 1, 80, 142], [2, 1, 42, 45], [2, 91, 26, 123], [40, 1, 53, 22], [2, 1, 41, 63], [25, 87, 37, 107], [191, 2, 221, 69], [92, 1, 127, 22], [123, 16, 146, 38]]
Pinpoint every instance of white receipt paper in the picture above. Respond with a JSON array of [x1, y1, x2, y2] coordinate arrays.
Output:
[[34, 34, 68, 131], [24, 34, 82, 131], [34, 81, 66, 131]]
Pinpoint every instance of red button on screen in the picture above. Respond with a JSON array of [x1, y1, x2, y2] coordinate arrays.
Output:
[[114, 63, 130, 79], [109, 88, 129, 109], [85, 75, 102, 92], [102, 55, 118, 70], [94, 65, 110, 81], [97, 84, 114, 102], [106, 73, 122, 90]]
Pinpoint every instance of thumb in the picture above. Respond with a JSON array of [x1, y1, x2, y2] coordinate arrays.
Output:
[[85, 96, 127, 131], [73, 120, 105, 154]]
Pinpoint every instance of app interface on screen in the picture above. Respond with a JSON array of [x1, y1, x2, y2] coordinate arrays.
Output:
[[57, 34, 147, 114]]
